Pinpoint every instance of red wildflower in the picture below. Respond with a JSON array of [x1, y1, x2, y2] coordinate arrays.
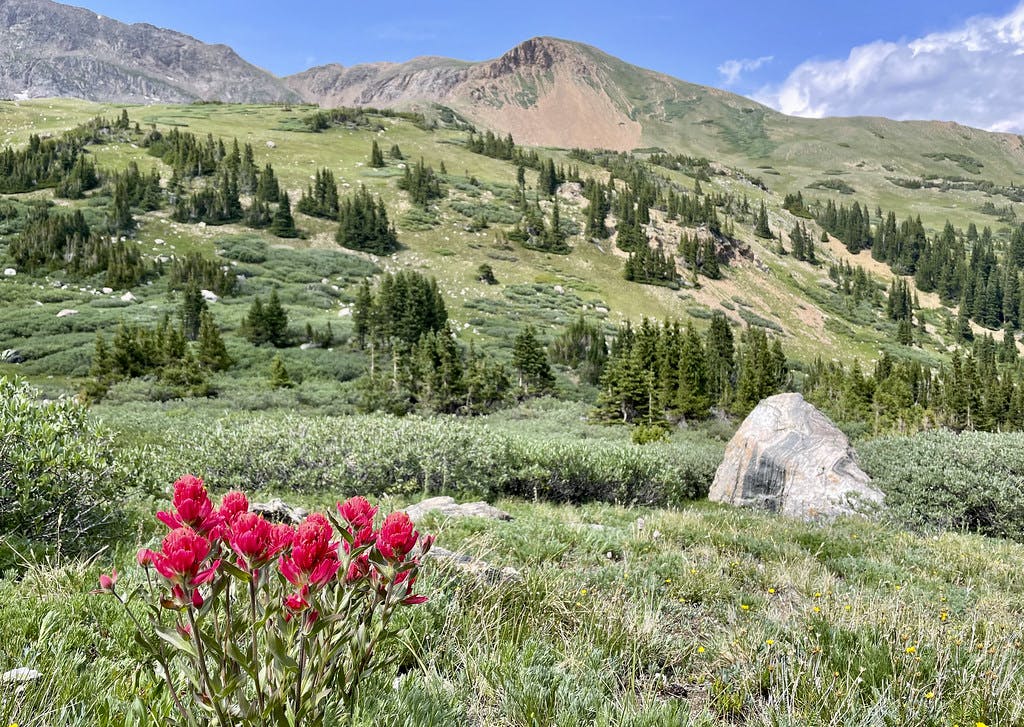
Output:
[[137, 549, 154, 568], [229, 513, 293, 569], [338, 496, 377, 530], [338, 496, 378, 551], [156, 475, 222, 535], [150, 527, 220, 587], [91, 569, 119, 595], [284, 590, 309, 613], [346, 553, 370, 583], [99, 569, 118, 591], [219, 490, 249, 524], [376, 512, 419, 561], [279, 513, 339, 589]]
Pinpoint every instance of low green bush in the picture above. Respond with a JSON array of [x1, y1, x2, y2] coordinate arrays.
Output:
[[858, 429, 1024, 541], [125, 410, 722, 506], [0, 377, 133, 554]]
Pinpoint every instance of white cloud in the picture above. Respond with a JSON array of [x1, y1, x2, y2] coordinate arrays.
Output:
[[718, 55, 774, 85], [758, 4, 1024, 132]]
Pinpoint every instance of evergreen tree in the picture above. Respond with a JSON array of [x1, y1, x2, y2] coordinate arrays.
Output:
[[197, 310, 232, 371], [269, 354, 293, 388], [269, 192, 299, 238], [336, 186, 399, 255], [369, 141, 385, 168], [754, 201, 773, 239], [512, 325, 555, 397], [296, 168, 340, 219], [701, 239, 721, 279], [255, 164, 280, 203], [675, 324, 710, 420], [242, 290, 289, 347], [263, 289, 289, 347], [180, 281, 208, 342]]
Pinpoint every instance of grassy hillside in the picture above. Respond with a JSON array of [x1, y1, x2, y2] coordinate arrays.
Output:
[[0, 97, 997, 406]]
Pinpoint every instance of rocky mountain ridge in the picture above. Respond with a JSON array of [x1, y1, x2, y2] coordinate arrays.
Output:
[[0, 0, 298, 103]]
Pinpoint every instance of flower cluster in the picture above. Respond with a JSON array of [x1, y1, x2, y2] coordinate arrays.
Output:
[[95, 475, 434, 725]]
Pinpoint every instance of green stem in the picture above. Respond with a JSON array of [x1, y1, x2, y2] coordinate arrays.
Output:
[[186, 604, 232, 727], [115, 592, 197, 727], [248, 576, 266, 714], [294, 634, 307, 720]]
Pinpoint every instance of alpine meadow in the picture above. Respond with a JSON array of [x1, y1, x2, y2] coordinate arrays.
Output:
[[5, 1, 1024, 725]]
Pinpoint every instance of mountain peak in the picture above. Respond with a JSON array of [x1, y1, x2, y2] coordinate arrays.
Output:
[[0, 0, 297, 103]]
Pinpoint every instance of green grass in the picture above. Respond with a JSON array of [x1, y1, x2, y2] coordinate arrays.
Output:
[[4, 495, 1024, 725]]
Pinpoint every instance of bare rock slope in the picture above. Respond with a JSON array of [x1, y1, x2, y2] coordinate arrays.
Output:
[[0, 0, 297, 103]]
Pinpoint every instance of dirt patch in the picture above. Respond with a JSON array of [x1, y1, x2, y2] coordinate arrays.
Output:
[[461, 72, 641, 152]]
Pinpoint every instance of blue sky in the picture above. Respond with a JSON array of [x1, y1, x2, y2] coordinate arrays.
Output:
[[79, 0, 1024, 131]]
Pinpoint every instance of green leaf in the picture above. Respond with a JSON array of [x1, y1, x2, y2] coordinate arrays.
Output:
[[220, 560, 252, 583], [225, 639, 258, 681], [153, 623, 197, 658], [267, 631, 298, 671]]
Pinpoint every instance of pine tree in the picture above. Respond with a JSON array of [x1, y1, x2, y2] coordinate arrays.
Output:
[[754, 201, 772, 239], [269, 192, 299, 238], [369, 141, 385, 168], [512, 324, 555, 397], [269, 354, 293, 388], [180, 280, 208, 341], [197, 310, 232, 371], [675, 324, 710, 420], [336, 186, 398, 255], [255, 164, 280, 203], [263, 289, 289, 347], [701, 239, 721, 279]]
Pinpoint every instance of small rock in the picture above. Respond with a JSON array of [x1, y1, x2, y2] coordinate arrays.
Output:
[[299, 342, 317, 350], [251, 498, 307, 525], [1, 667, 42, 683], [3, 267, 15, 276], [553, 285, 564, 294], [266, 140, 276, 149], [403, 496, 512, 523], [154, 238, 165, 245], [1, 349, 25, 364], [200, 289, 219, 303], [423, 545, 521, 583], [120, 291, 137, 303], [56, 309, 78, 317], [101, 287, 113, 294]]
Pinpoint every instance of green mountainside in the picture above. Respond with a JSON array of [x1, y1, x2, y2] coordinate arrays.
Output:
[[1, 95, 1023, 433]]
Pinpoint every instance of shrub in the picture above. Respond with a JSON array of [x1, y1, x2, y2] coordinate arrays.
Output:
[[858, 430, 1024, 541], [140, 412, 722, 506], [0, 377, 127, 552]]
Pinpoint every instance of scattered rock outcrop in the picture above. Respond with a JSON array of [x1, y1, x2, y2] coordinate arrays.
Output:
[[422, 545, 521, 583], [403, 496, 512, 522], [251, 498, 308, 525], [709, 393, 883, 520]]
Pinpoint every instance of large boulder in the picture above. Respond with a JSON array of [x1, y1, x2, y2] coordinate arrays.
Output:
[[709, 393, 883, 520]]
